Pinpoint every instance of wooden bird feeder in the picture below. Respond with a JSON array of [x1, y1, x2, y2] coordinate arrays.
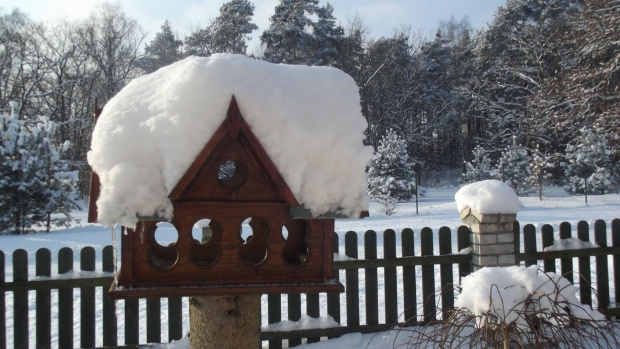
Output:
[[89, 96, 357, 298]]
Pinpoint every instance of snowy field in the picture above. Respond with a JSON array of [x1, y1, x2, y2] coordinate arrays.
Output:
[[2, 186, 620, 348]]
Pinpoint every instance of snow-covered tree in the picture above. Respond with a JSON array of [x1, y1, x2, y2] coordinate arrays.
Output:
[[260, 0, 319, 64], [564, 126, 617, 196], [528, 145, 553, 200], [367, 129, 415, 203], [497, 136, 532, 195], [311, 3, 344, 67], [461, 145, 496, 184], [211, 0, 258, 54], [139, 20, 183, 73], [0, 102, 80, 234]]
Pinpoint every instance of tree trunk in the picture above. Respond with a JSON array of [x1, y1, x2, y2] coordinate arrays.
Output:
[[189, 295, 261, 349]]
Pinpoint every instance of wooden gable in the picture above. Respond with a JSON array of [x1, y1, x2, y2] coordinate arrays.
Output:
[[169, 96, 299, 205]]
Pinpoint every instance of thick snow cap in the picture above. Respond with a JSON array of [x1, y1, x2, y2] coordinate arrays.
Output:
[[455, 179, 520, 214], [88, 54, 374, 228]]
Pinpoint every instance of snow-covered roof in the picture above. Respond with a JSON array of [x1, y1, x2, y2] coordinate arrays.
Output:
[[88, 54, 373, 228], [455, 180, 520, 214]]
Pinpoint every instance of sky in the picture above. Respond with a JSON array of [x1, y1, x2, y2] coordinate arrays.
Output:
[[1, 0, 506, 53]]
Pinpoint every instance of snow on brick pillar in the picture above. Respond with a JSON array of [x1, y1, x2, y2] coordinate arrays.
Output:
[[455, 180, 520, 271]]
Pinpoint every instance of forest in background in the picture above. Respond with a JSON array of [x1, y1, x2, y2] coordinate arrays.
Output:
[[0, 0, 619, 232]]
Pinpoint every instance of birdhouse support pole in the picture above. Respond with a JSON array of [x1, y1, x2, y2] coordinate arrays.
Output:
[[189, 295, 261, 349]]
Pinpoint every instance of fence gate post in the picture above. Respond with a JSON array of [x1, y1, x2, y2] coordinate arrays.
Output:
[[460, 209, 517, 271], [456, 180, 520, 272]]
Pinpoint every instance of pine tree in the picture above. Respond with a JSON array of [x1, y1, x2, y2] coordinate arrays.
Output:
[[529, 144, 553, 200], [311, 3, 344, 67], [564, 126, 617, 196], [461, 145, 496, 184], [260, 0, 319, 64], [139, 20, 183, 73], [497, 136, 532, 195], [367, 129, 415, 203], [212, 0, 258, 54], [0, 102, 80, 234]]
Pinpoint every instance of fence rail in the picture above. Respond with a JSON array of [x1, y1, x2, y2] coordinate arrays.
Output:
[[1, 219, 619, 348]]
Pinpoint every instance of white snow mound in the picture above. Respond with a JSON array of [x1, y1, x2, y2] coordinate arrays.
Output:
[[455, 179, 520, 214], [88, 54, 374, 228]]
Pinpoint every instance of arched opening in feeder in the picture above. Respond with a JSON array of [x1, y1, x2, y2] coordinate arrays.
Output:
[[149, 222, 179, 271], [282, 220, 310, 266], [238, 217, 268, 267], [190, 218, 221, 269]]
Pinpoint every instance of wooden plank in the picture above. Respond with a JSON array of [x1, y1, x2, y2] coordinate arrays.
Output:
[[456, 226, 471, 281], [267, 293, 282, 349], [102, 246, 117, 346], [0, 250, 5, 349], [516, 246, 620, 261], [523, 224, 537, 267], [1, 277, 113, 292], [326, 232, 340, 339], [81, 247, 96, 348], [541, 224, 555, 273], [306, 293, 320, 343], [420, 228, 435, 323], [344, 231, 359, 329], [36, 248, 51, 349], [288, 293, 301, 347], [401, 228, 416, 323], [364, 231, 378, 326], [559, 222, 574, 283], [383, 229, 397, 324], [438, 227, 453, 316], [594, 219, 610, 309], [13, 249, 28, 349], [577, 221, 592, 306], [147, 298, 161, 343], [58, 247, 73, 349], [333, 254, 469, 269], [168, 297, 183, 342], [124, 298, 140, 345]]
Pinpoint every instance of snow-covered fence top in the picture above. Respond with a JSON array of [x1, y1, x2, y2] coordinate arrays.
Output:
[[455, 180, 520, 215], [88, 54, 373, 228]]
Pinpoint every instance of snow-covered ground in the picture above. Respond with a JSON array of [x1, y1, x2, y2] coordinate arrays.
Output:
[[2, 186, 620, 348]]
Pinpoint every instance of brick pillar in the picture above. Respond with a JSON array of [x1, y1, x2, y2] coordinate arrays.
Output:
[[460, 207, 517, 271]]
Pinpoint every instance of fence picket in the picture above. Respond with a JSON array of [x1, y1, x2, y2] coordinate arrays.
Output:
[[577, 221, 592, 306], [542, 225, 555, 273], [383, 230, 397, 324], [147, 298, 161, 343], [595, 220, 610, 309], [438, 227, 453, 315], [80, 247, 96, 348], [345, 231, 359, 328], [559, 222, 574, 283], [401, 228, 416, 323], [102, 246, 117, 346], [0, 251, 4, 349], [35, 249, 51, 349], [420, 228, 435, 323], [326, 232, 340, 338], [287, 293, 301, 347], [456, 226, 471, 281], [267, 293, 282, 349], [13, 249, 28, 349], [306, 293, 320, 343], [168, 297, 183, 341], [58, 247, 73, 348], [125, 298, 140, 345], [613, 219, 620, 310], [523, 224, 537, 267], [364, 231, 378, 326]]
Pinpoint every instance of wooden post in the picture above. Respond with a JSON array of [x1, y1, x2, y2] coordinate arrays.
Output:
[[189, 295, 261, 349]]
